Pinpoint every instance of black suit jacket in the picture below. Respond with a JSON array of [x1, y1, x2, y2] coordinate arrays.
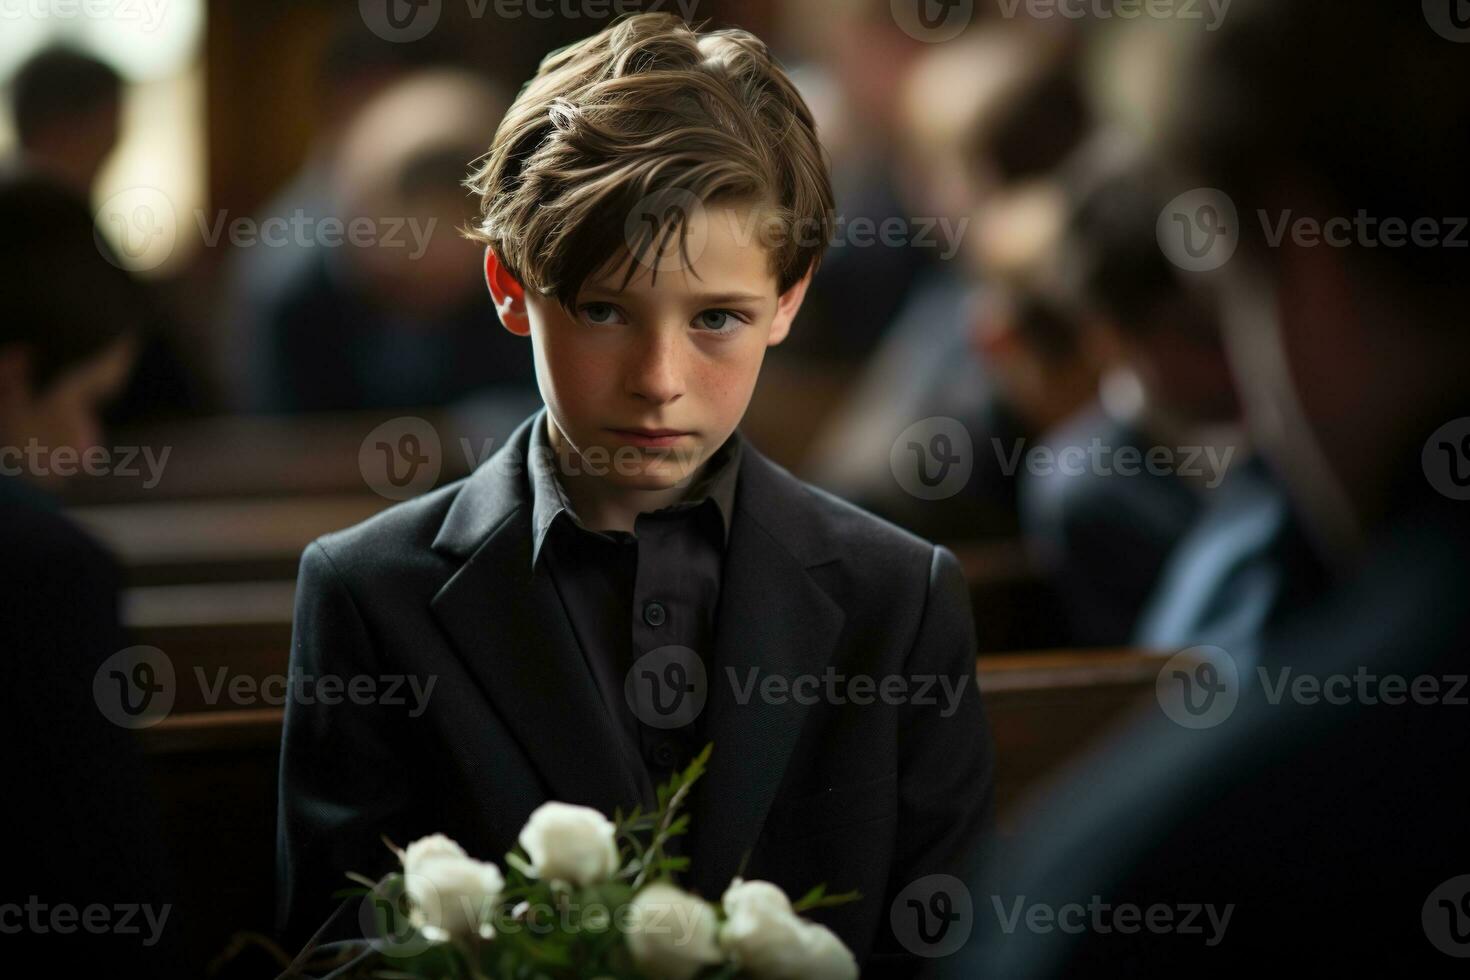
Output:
[[277, 413, 995, 970], [1, 479, 181, 975]]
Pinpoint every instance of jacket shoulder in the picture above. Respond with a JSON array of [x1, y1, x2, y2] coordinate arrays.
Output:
[[743, 450, 940, 571], [305, 478, 467, 584]]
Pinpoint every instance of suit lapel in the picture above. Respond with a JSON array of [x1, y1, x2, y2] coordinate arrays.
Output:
[[426, 417, 846, 876], [429, 415, 643, 818], [688, 451, 846, 894]]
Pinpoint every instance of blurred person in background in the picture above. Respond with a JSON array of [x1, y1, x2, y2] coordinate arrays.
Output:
[[218, 22, 410, 412], [0, 173, 181, 974], [1048, 150, 1327, 665], [4, 44, 197, 425], [947, 2, 1470, 973], [804, 25, 1096, 547], [773, 0, 936, 364], [5, 44, 121, 197], [249, 68, 538, 413], [1012, 138, 1229, 647]]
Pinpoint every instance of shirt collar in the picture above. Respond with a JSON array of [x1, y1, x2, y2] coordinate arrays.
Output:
[[528, 410, 742, 566]]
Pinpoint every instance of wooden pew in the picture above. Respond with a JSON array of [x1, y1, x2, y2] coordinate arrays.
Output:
[[124, 582, 295, 713], [950, 540, 1070, 652], [75, 495, 388, 586], [979, 649, 1167, 823], [57, 409, 485, 505]]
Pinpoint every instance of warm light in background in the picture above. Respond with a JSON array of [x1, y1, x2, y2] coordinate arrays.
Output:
[[0, 0, 207, 276]]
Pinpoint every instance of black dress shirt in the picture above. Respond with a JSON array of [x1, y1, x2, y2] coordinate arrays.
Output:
[[527, 417, 741, 807]]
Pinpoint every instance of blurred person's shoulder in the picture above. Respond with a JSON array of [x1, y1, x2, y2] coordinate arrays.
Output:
[[0, 478, 119, 587]]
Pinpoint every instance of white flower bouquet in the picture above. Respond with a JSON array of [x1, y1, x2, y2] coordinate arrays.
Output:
[[298, 745, 858, 979]]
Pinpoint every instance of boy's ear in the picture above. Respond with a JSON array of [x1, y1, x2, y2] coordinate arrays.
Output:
[[767, 263, 814, 347], [484, 246, 530, 336]]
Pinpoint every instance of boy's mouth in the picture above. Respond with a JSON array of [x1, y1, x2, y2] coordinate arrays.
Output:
[[605, 427, 693, 449]]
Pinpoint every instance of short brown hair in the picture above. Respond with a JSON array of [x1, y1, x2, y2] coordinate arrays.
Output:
[[464, 13, 833, 306]]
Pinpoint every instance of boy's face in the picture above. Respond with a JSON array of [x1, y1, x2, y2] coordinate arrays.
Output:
[[492, 201, 811, 491]]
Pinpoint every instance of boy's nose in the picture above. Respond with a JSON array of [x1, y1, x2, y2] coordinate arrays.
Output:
[[625, 330, 685, 405]]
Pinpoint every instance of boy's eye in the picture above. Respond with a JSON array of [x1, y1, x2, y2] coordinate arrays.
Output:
[[695, 309, 742, 333], [579, 302, 623, 325]]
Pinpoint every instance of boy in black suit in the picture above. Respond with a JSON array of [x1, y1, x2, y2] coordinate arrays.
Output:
[[277, 14, 995, 970]]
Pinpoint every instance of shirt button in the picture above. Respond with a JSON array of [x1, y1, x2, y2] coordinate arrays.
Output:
[[650, 741, 679, 770], [643, 601, 666, 627]]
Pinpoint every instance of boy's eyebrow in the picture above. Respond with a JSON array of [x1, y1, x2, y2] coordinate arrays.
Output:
[[579, 285, 770, 306]]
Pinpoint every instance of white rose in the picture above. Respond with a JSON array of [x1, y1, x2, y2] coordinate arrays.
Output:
[[625, 883, 724, 980], [794, 922, 859, 980], [401, 833, 467, 877], [718, 879, 857, 980], [517, 802, 620, 886], [399, 835, 504, 942]]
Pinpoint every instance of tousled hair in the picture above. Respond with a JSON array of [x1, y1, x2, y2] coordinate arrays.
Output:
[[464, 13, 834, 308]]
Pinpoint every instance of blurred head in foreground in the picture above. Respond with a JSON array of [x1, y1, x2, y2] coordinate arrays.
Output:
[[1137, 2, 1470, 560]]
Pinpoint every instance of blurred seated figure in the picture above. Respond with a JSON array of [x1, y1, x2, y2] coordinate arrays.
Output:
[[803, 26, 1094, 544], [4, 44, 197, 424], [217, 24, 409, 411], [774, 1, 945, 366], [0, 174, 180, 973], [246, 69, 538, 413], [947, 3, 1470, 973], [1059, 161, 1330, 663], [963, 164, 1201, 647]]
